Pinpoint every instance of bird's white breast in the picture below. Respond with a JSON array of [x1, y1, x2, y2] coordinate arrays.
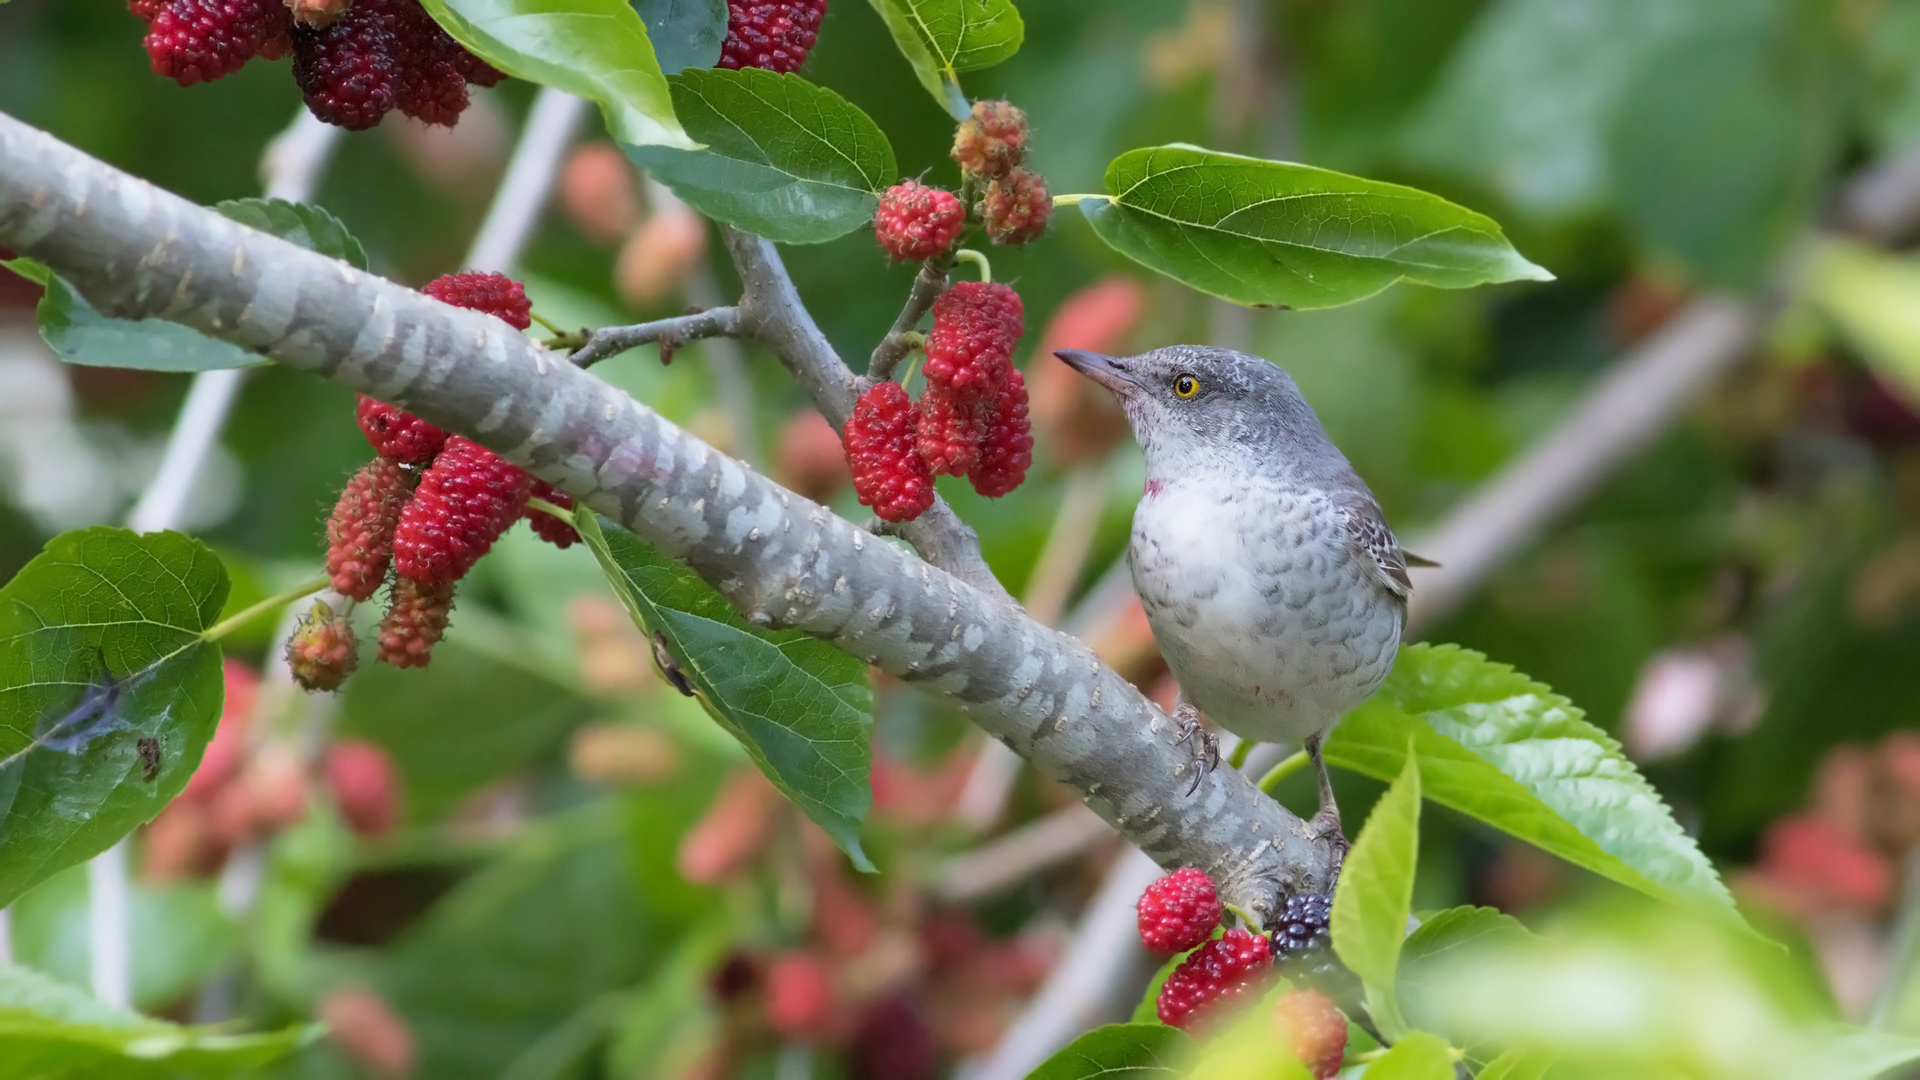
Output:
[[1128, 474, 1401, 745]]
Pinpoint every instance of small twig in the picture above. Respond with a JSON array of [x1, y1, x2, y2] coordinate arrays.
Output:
[[570, 306, 743, 368], [869, 256, 951, 383]]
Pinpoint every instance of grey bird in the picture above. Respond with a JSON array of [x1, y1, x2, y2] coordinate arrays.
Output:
[[1057, 344, 1424, 855]]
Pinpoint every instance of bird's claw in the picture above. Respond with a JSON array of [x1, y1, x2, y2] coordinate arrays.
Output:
[[1308, 806, 1350, 885], [1173, 704, 1219, 796]]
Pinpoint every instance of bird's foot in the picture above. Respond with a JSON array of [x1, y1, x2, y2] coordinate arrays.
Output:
[[1172, 703, 1219, 796], [1308, 805, 1350, 884]]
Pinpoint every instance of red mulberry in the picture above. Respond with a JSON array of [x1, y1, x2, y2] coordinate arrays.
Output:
[[914, 387, 985, 478], [983, 167, 1051, 246], [1156, 928, 1273, 1030], [143, 0, 294, 86], [376, 576, 454, 668], [287, 599, 359, 692], [356, 394, 446, 465], [1273, 988, 1348, 1080], [292, 0, 496, 130], [844, 382, 934, 523], [326, 456, 411, 601], [951, 100, 1028, 179], [392, 435, 533, 586], [717, 0, 826, 74], [423, 271, 532, 329], [968, 369, 1031, 498], [874, 181, 965, 263], [924, 280, 1022, 403], [525, 480, 581, 548], [1136, 868, 1222, 956]]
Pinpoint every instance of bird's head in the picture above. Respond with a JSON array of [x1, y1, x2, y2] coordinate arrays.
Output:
[[1054, 344, 1332, 470]]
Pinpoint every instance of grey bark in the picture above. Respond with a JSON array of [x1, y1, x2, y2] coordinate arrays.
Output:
[[0, 111, 1334, 919]]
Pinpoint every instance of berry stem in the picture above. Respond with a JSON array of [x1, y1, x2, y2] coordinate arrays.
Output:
[[201, 574, 333, 642], [526, 496, 575, 523], [1051, 193, 1098, 207], [953, 248, 992, 284], [1222, 901, 1262, 930], [527, 309, 568, 337], [1259, 749, 1310, 795], [1228, 738, 1254, 771]]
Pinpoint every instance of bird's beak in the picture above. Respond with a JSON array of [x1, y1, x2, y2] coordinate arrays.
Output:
[[1054, 349, 1137, 396]]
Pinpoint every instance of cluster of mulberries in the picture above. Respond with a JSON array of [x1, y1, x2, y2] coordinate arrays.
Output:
[[950, 100, 1050, 246], [718, 0, 828, 74], [840, 281, 1032, 523], [311, 272, 578, 684], [129, 0, 503, 130], [1134, 869, 1347, 1074]]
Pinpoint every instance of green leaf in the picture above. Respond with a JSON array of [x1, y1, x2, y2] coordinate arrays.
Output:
[[16, 199, 367, 372], [865, 0, 1023, 117], [1131, 954, 1183, 1024], [1333, 753, 1420, 1038], [1404, 906, 1534, 968], [1399, 0, 1703, 214], [0, 527, 229, 908], [1473, 1048, 1551, 1080], [1360, 1031, 1455, 1080], [214, 198, 368, 269], [631, 0, 726, 73], [1602, 10, 1843, 290], [574, 511, 875, 870], [420, 0, 693, 148], [1323, 644, 1742, 924], [1078, 145, 1551, 311], [0, 964, 314, 1076], [1402, 907, 1536, 1064], [1025, 1023, 1191, 1080], [624, 68, 896, 244]]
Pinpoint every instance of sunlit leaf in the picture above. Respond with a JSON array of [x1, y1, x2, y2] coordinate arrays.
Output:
[[421, 0, 693, 148], [574, 512, 875, 870], [624, 68, 896, 244], [1324, 644, 1742, 926], [1078, 145, 1551, 310], [1359, 1031, 1454, 1080], [0, 527, 228, 908], [865, 0, 1023, 117], [1025, 1023, 1191, 1080], [0, 963, 314, 1076], [1332, 753, 1420, 1038]]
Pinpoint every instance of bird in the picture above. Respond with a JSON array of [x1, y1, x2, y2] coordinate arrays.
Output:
[[1056, 344, 1425, 860]]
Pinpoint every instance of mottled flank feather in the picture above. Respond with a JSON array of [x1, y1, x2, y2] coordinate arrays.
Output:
[[1337, 499, 1412, 600]]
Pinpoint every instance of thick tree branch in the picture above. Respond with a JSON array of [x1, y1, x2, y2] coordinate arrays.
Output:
[[0, 112, 1333, 922], [717, 224, 1014, 602], [570, 305, 743, 368]]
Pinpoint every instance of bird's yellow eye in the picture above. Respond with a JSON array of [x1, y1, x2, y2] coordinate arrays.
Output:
[[1173, 374, 1201, 398]]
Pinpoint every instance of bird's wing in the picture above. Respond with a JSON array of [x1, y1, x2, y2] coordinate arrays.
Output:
[[1336, 496, 1412, 600]]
